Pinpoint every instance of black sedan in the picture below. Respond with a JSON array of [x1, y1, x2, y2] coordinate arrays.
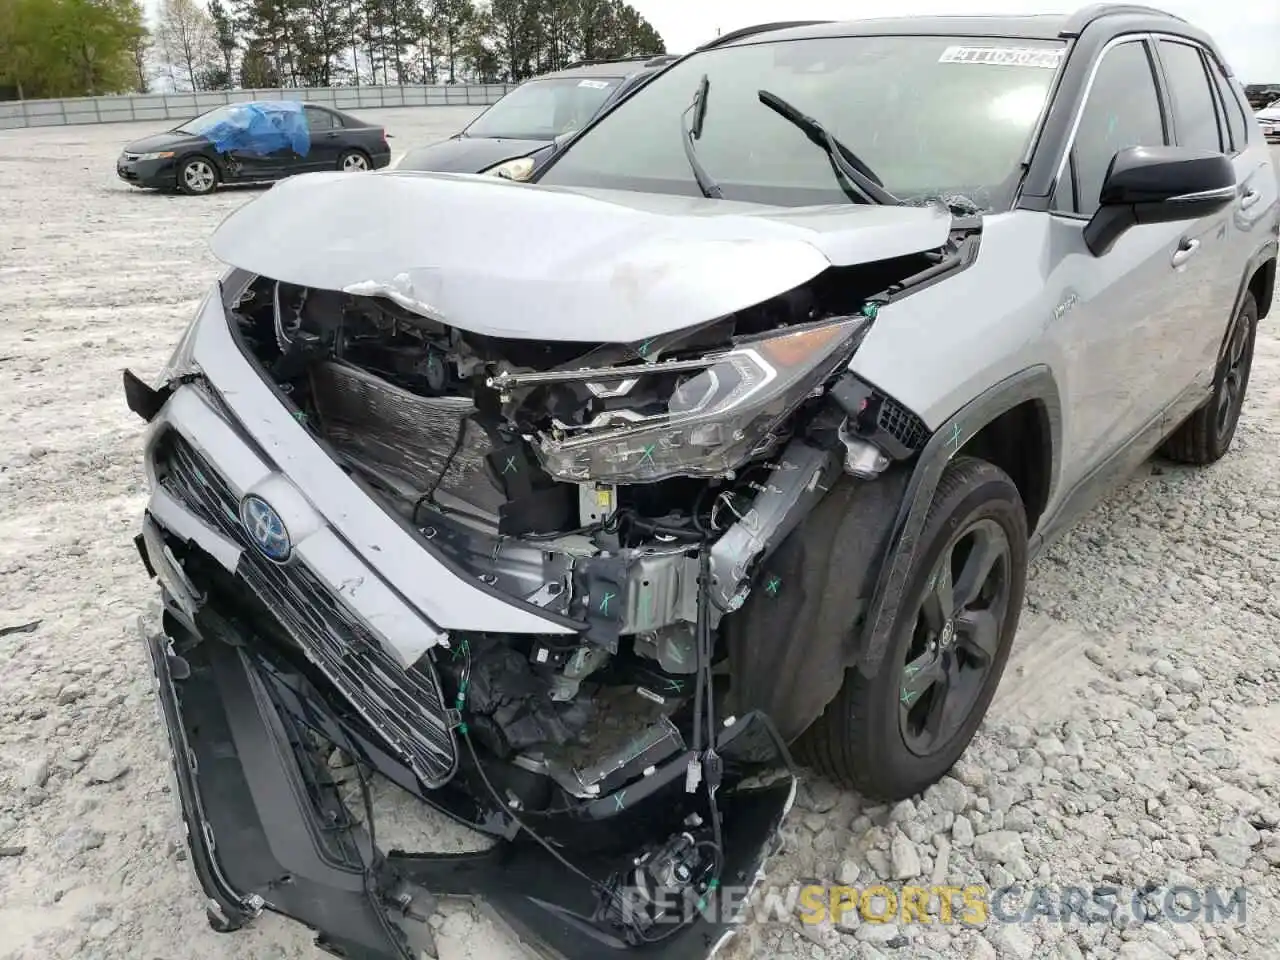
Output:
[[396, 56, 677, 181], [116, 101, 392, 196]]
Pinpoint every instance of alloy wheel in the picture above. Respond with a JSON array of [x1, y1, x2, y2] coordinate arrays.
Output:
[[183, 160, 216, 193], [1215, 308, 1253, 437], [899, 517, 1012, 757], [342, 153, 370, 172]]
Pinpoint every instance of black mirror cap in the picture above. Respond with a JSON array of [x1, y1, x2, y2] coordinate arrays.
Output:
[[1100, 145, 1235, 206], [1084, 145, 1236, 256]]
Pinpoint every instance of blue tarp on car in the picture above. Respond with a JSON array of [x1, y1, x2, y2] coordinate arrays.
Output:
[[205, 101, 311, 157]]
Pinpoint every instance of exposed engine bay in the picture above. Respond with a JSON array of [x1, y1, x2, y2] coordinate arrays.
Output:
[[125, 219, 970, 959], [224, 243, 948, 786]]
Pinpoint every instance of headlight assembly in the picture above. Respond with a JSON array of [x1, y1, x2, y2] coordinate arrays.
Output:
[[489, 317, 869, 483], [136, 151, 176, 161], [482, 156, 537, 181]]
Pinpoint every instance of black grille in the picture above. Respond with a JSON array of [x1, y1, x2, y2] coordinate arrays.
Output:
[[155, 431, 458, 788], [877, 395, 928, 452]]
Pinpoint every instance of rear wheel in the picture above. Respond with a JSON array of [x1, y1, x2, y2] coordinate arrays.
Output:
[[1161, 291, 1258, 465], [178, 156, 218, 195], [797, 457, 1027, 800], [338, 149, 371, 172]]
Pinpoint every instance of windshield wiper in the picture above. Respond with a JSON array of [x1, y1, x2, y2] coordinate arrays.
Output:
[[756, 90, 900, 206], [681, 74, 723, 199]]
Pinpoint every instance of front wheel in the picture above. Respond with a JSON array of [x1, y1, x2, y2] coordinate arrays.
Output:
[[797, 456, 1028, 800], [177, 156, 218, 195], [337, 149, 371, 173]]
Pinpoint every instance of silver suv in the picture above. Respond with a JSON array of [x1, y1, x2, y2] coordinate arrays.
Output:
[[125, 5, 1277, 959]]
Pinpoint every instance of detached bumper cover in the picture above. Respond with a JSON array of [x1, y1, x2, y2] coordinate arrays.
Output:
[[142, 619, 412, 958], [140, 613, 796, 960]]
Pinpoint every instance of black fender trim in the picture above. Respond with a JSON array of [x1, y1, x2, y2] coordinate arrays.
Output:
[[1224, 241, 1277, 344], [855, 365, 1062, 678]]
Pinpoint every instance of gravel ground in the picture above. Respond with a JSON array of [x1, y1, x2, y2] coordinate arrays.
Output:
[[0, 112, 1277, 960]]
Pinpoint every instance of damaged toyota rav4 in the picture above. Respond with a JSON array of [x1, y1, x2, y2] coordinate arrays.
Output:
[[123, 7, 1278, 960]]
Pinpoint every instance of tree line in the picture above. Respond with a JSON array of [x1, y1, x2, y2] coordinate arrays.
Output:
[[0, 0, 666, 99]]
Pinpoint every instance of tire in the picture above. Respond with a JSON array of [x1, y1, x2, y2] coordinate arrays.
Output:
[[177, 156, 219, 195], [337, 149, 372, 173], [797, 456, 1028, 800], [1160, 291, 1258, 465]]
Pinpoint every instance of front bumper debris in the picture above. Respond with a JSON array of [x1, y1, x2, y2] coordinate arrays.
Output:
[[140, 605, 795, 960]]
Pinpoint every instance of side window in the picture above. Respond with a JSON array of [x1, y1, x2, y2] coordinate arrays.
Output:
[[1205, 56, 1248, 151], [1157, 40, 1222, 152], [1063, 40, 1167, 217], [305, 107, 336, 131]]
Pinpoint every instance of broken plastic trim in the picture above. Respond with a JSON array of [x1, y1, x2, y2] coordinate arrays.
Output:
[[140, 604, 797, 960]]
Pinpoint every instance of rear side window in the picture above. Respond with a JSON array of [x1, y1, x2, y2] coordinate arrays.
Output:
[[305, 107, 338, 130], [1205, 56, 1249, 151], [1060, 40, 1167, 217], [1157, 40, 1221, 152]]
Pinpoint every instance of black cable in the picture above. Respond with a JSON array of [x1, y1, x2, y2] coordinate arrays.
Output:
[[460, 730, 610, 892], [453, 641, 718, 945], [411, 418, 468, 525]]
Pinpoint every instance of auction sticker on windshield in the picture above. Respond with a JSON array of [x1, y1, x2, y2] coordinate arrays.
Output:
[[578, 79, 611, 89], [939, 46, 1065, 68]]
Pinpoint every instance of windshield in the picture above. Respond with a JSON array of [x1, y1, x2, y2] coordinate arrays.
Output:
[[465, 76, 623, 140], [538, 36, 1066, 210], [175, 105, 242, 136]]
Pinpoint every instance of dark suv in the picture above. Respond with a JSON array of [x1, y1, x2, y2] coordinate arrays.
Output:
[[395, 56, 678, 181]]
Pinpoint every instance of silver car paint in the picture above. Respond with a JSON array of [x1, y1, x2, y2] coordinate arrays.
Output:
[[851, 122, 1278, 535], [207, 169, 953, 341], [167, 286, 580, 650]]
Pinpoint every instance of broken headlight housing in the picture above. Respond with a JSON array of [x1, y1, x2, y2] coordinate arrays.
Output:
[[493, 317, 868, 483], [153, 289, 211, 388]]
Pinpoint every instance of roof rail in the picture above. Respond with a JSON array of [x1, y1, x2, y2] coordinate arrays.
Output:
[[696, 21, 833, 51], [644, 54, 681, 67], [1060, 4, 1184, 37], [560, 56, 654, 69]]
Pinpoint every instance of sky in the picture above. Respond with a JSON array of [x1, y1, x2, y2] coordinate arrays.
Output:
[[632, 0, 1280, 83]]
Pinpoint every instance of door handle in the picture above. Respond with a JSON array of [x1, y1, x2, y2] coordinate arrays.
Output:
[[1239, 188, 1260, 210], [326, 132, 339, 139], [1171, 238, 1200, 267]]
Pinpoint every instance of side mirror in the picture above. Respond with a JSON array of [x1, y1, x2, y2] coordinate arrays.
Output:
[[1083, 145, 1236, 256]]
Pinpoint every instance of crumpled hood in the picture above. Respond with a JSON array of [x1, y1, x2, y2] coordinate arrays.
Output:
[[209, 169, 954, 341], [395, 135, 552, 173]]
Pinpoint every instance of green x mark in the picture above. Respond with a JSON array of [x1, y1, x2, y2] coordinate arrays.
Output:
[[900, 687, 922, 706], [502, 456, 518, 475], [598, 590, 616, 615], [615, 790, 626, 811], [765, 576, 782, 596], [637, 338, 655, 357], [637, 444, 656, 467], [663, 678, 684, 693]]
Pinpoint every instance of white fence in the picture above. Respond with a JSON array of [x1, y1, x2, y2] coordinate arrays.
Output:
[[0, 84, 517, 131]]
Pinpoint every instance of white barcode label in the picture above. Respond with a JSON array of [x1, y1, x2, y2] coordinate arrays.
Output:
[[939, 46, 1065, 68]]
